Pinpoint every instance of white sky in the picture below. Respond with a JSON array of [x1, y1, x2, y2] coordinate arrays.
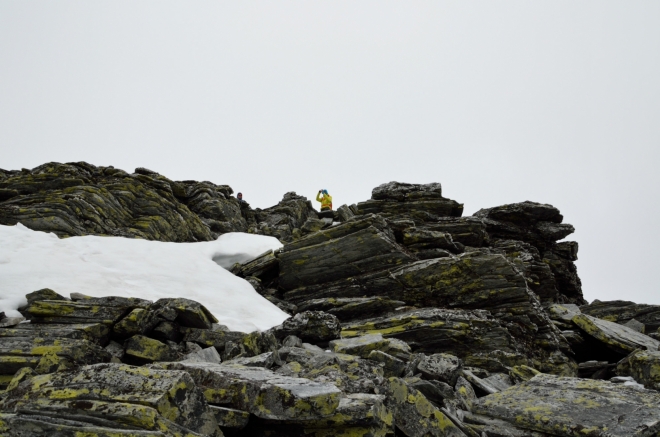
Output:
[[1, 2, 659, 305]]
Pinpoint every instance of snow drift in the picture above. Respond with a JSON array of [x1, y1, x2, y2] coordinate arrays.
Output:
[[0, 224, 288, 332]]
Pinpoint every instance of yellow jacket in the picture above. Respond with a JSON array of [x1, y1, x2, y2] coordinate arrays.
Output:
[[316, 192, 333, 210]]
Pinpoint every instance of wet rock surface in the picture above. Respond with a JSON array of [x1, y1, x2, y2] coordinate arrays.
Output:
[[3, 170, 660, 436]]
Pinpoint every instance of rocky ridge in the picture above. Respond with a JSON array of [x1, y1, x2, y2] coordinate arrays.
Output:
[[1, 163, 660, 436]]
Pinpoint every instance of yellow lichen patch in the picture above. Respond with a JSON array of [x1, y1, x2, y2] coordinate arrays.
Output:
[[48, 387, 91, 399]]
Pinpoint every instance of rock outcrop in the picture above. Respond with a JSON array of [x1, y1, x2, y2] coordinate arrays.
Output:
[[3, 165, 660, 436]]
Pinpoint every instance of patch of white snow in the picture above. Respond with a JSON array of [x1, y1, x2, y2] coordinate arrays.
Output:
[[0, 224, 287, 332]]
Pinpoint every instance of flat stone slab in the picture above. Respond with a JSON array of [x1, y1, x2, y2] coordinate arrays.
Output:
[[151, 361, 342, 421], [0, 337, 110, 374], [473, 373, 660, 437], [0, 322, 109, 343], [24, 300, 131, 325], [572, 314, 660, 354], [329, 334, 389, 358]]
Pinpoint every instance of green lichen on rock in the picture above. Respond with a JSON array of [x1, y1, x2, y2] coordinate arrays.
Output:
[[383, 377, 466, 437], [572, 313, 660, 354], [618, 349, 660, 391], [151, 361, 342, 422], [0, 363, 221, 437], [124, 335, 177, 363], [473, 373, 660, 437]]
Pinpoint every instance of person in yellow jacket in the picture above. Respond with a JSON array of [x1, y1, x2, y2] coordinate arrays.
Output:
[[316, 189, 333, 211]]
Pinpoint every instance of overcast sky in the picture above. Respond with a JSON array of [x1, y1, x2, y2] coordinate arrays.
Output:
[[1, 1, 659, 305]]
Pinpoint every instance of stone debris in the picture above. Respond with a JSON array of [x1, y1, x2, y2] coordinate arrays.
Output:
[[2, 169, 660, 436]]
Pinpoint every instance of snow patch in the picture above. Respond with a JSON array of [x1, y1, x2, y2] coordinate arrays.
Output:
[[0, 224, 287, 332]]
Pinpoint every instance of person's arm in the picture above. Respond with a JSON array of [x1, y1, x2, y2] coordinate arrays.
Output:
[[316, 191, 323, 202]]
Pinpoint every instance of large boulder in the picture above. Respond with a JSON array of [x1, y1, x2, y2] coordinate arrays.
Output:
[[278, 214, 415, 290], [473, 373, 660, 437], [0, 363, 221, 436], [151, 361, 342, 421], [0, 337, 110, 374], [341, 308, 523, 360], [357, 182, 464, 223]]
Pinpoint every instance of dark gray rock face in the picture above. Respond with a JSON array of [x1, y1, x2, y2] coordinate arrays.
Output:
[[0, 162, 219, 241], [472, 201, 584, 304], [357, 182, 464, 223], [0, 162, 322, 243], [249, 191, 318, 242]]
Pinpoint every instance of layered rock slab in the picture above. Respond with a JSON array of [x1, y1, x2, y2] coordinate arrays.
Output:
[[278, 215, 415, 290], [473, 373, 660, 437], [0, 363, 220, 436], [0, 162, 219, 241], [572, 314, 659, 354], [341, 308, 522, 360], [580, 300, 660, 332], [150, 361, 342, 421]]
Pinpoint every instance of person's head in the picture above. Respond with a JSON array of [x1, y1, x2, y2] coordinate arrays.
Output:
[[237, 192, 243, 200], [322, 189, 328, 195]]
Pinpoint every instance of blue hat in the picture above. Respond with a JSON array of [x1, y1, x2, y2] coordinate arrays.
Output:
[[322, 189, 328, 195]]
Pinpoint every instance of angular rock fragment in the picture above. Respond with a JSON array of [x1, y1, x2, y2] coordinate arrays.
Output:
[[572, 313, 660, 354], [181, 326, 246, 351], [618, 349, 660, 391], [368, 350, 406, 377], [454, 376, 477, 411], [0, 322, 109, 344], [473, 373, 660, 437], [341, 308, 522, 360], [151, 361, 342, 421], [150, 298, 218, 329], [113, 308, 160, 339], [417, 353, 463, 386], [329, 334, 389, 358], [26, 288, 67, 304], [383, 377, 466, 437], [295, 297, 405, 322], [183, 346, 222, 364], [124, 335, 178, 363], [274, 311, 341, 343], [482, 373, 513, 392], [24, 300, 132, 325], [209, 405, 250, 430], [581, 299, 660, 332]]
